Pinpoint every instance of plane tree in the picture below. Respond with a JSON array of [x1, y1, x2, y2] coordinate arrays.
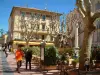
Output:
[[76, 0, 100, 70], [18, 13, 41, 46]]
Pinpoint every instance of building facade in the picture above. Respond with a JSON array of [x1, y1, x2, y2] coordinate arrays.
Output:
[[91, 0, 100, 47], [66, 8, 84, 48], [66, 0, 100, 49], [8, 6, 61, 49]]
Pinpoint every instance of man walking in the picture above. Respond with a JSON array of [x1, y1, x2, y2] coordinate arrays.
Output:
[[25, 49, 32, 70], [15, 45, 24, 73], [2, 44, 8, 57]]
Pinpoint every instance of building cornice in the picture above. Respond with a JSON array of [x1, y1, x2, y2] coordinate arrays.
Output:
[[10, 6, 62, 17]]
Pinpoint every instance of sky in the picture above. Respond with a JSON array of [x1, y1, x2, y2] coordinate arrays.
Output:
[[0, 0, 76, 32]]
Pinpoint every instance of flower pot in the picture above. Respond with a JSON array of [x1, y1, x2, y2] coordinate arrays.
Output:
[[72, 62, 77, 68], [44, 65, 57, 70]]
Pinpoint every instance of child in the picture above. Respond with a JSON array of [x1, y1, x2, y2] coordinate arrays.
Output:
[[84, 58, 90, 71]]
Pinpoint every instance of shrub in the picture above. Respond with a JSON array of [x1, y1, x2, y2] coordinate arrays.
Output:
[[21, 46, 40, 56], [63, 48, 74, 56], [21, 46, 32, 53], [32, 46, 40, 56], [73, 58, 79, 63], [44, 46, 59, 66], [60, 54, 66, 61], [58, 48, 74, 63]]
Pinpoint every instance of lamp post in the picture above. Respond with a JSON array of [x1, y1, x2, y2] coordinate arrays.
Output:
[[40, 40, 46, 70]]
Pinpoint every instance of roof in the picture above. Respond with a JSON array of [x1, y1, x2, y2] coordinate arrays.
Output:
[[10, 6, 62, 17]]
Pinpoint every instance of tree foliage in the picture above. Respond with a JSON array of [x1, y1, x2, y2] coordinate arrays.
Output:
[[44, 46, 59, 66], [22, 46, 40, 56], [0, 29, 4, 37]]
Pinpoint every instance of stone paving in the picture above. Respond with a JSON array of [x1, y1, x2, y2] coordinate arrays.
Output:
[[0, 50, 100, 75], [0, 51, 60, 75]]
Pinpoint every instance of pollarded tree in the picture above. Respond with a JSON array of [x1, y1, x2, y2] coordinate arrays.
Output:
[[18, 13, 41, 46], [76, 0, 100, 70], [49, 14, 61, 47], [66, 9, 84, 48]]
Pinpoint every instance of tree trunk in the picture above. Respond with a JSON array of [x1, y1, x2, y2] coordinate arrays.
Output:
[[26, 40, 29, 47], [79, 14, 96, 70], [87, 33, 93, 59], [79, 26, 91, 70]]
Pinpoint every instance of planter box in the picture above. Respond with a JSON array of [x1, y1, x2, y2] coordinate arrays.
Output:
[[42, 65, 57, 70]]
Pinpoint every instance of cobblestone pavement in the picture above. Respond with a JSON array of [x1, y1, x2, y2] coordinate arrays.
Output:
[[0, 51, 60, 75], [0, 50, 100, 75]]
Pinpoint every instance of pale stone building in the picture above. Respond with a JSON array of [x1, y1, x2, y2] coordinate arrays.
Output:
[[66, 0, 100, 48], [8, 6, 61, 49], [91, 0, 100, 47], [66, 8, 84, 48]]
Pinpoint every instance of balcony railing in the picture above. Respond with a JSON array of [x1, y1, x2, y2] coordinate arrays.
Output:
[[13, 38, 54, 43], [13, 29, 48, 33]]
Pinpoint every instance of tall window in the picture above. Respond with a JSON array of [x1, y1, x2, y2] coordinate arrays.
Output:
[[37, 25, 39, 30], [97, 21, 100, 42], [42, 15, 46, 21], [20, 11, 25, 17], [31, 13, 35, 19], [42, 35, 44, 40], [51, 36, 53, 41], [36, 14, 40, 20], [36, 35, 39, 40], [14, 32, 19, 39], [51, 24, 54, 31], [99, 32, 100, 42], [97, 31, 100, 42], [97, 21, 100, 29], [42, 24, 45, 31], [95, 1, 100, 10]]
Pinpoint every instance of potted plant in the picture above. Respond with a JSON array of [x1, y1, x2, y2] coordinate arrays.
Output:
[[72, 58, 79, 68], [44, 46, 58, 70]]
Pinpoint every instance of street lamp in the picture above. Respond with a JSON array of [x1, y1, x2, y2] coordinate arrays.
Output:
[[40, 40, 46, 70]]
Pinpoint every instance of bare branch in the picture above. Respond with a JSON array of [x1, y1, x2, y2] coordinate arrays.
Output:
[[92, 12, 100, 22], [76, 0, 86, 16], [19, 14, 38, 43], [83, 0, 91, 15]]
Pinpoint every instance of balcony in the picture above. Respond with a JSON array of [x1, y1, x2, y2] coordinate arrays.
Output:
[[37, 29, 48, 34], [13, 29, 48, 35]]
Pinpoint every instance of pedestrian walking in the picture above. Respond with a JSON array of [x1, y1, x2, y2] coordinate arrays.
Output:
[[25, 48, 32, 70], [15, 45, 24, 73], [4, 46, 8, 57], [8, 45, 11, 52], [2, 45, 4, 51], [2, 44, 8, 57]]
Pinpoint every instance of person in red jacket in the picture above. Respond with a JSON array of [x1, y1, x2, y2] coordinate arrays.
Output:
[[15, 45, 24, 73]]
